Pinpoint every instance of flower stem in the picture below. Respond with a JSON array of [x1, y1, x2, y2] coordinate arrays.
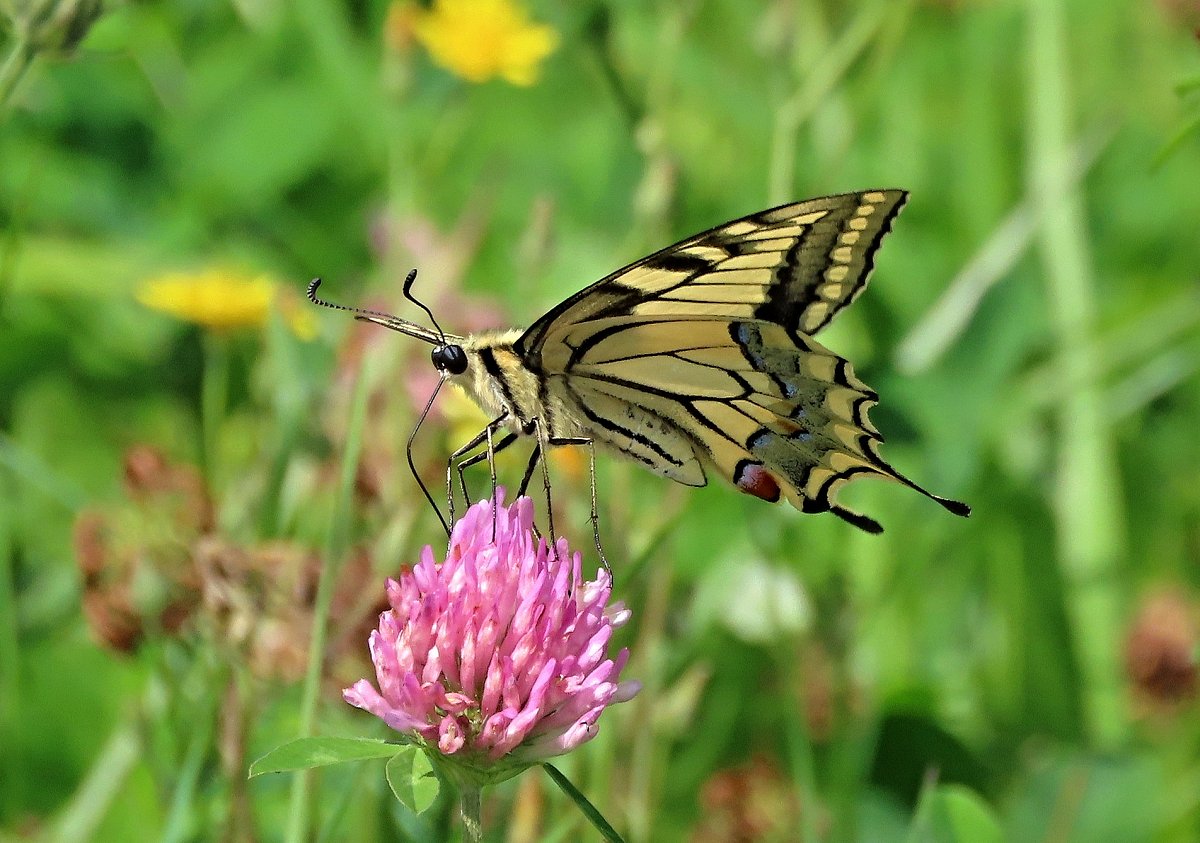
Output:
[[459, 785, 483, 843], [200, 333, 230, 496]]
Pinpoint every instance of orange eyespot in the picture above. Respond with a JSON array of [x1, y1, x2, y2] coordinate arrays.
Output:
[[733, 461, 781, 503]]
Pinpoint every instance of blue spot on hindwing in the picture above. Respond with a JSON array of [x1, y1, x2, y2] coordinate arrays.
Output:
[[731, 322, 769, 371], [747, 428, 772, 451]]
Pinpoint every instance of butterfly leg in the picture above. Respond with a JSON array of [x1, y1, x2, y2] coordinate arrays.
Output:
[[455, 432, 518, 501], [517, 442, 543, 499], [516, 443, 546, 544], [532, 419, 558, 555], [446, 413, 509, 525], [455, 429, 520, 543], [547, 436, 606, 571]]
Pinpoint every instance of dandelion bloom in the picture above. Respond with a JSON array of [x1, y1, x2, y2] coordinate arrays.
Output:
[[344, 491, 639, 775], [138, 268, 316, 337], [414, 0, 559, 86]]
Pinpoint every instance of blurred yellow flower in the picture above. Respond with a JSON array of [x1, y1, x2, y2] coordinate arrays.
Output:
[[414, 0, 558, 86], [138, 270, 272, 330], [138, 269, 316, 338]]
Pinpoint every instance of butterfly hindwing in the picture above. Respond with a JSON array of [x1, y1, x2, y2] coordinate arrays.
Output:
[[554, 374, 706, 486], [541, 315, 960, 530]]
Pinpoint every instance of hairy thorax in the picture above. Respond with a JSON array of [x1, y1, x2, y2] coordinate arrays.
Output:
[[456, 330, 583, 439]]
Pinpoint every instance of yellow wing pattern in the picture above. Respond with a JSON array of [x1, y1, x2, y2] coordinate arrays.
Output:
[[518, 190, 909, 356]]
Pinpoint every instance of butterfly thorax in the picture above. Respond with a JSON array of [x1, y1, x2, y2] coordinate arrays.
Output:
[[457, 330, 583, 440]]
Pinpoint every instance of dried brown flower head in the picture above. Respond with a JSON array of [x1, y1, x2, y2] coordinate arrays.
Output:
[[692, 755, 809, 843], [72, 446, 210, 652], [1126, 589, 1199, 712]]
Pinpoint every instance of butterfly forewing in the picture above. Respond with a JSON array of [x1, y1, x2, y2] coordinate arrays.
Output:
[[516, 190, 908, 360]]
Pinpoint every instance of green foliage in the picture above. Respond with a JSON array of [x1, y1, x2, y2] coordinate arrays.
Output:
[[3, 0, 1200, 840], [385, 750, 440, 816], [542, 763, 625, 843], [914, 783, 1005, 843], [248, 737, 407, 776]]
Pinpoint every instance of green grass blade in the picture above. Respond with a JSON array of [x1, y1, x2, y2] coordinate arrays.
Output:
[[542, 762, 626, 843]]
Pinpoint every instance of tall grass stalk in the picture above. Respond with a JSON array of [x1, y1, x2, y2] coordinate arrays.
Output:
[[0, 35, 36, 115], [49, 716, 142, 842], [284, 356, 373, 842], [624, 556, 673, 842], [257, 314, 311, 538], [200, 335, 230, 495], [779, 644, 818, 843], [0, 476, 18, 818], [895, 125, 1113, 375], [1024, 0, 1125, 747], [1017, 287, 1200, 413], [767, 0, 889, 205], [163, 686, 218, 843]]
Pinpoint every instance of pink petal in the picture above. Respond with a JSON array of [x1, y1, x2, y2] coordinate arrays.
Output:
[[438, 714, 465, 754]]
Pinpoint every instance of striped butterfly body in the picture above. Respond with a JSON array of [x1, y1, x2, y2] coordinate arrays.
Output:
[[310, 190, 970, 534]]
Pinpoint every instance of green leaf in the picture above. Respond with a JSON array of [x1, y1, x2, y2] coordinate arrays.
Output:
[[911, 783, 1004, 843], [542, 763, 625, 843], [385, 749, 440, 815], [931, 785, 1004, 843], [248, 737, 404, 777]]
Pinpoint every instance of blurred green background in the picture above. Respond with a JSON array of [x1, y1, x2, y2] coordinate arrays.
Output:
[[3, 0, 1199, 840]]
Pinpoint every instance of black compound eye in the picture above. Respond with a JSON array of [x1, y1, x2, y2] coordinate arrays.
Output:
[[432, 344, 468, 375]]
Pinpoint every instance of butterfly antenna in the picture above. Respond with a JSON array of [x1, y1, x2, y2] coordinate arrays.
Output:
[[307, 278, 411, 324], [409, 375, 452, 537], [401, 269, 448, 342]]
